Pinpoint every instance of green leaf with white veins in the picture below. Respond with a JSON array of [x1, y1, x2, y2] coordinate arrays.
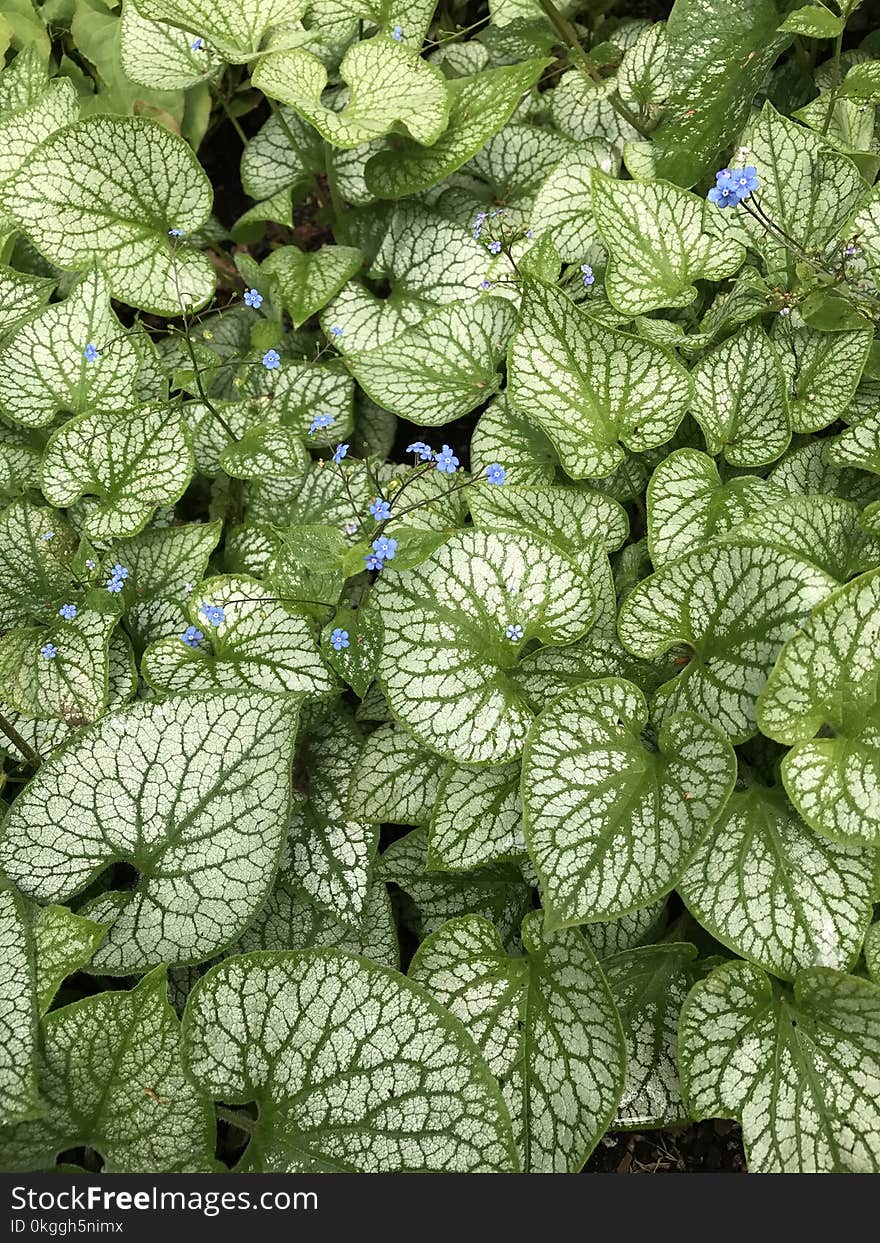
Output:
[[679, 787, 878, 981], [757, 569, 880, 846], [603, 943, 699, 1130], [286, 710, 377, 929], [219, 424, 310, 479], [182, 950, 519, 1172], [41, 404, 193, 541], [120, 1, 224, 90], [830, 409, 880, 476], [618, 543, 833, 743], [591, 173, 744, 316], [0, 269, 148, 429], [137, 0, 307, 58], [771, 319, 871, 434], [409, 913, 625, 1171], [0, 79, 77, 192], [724, 494, 880, 582], [371, 529, 594, 766], [691, 325, 790, 467], [508, 281, 692, 479], [428, 760, 525, 872], [0, 607, 116, 724], [0, 264, 53, 344], [142, 575, 334, 698], [469, 482, 628, 559], [349, 299, 516, 425], [522, 678, 735, 928], [0, 501, 76, 631], [364, 59, 551, 199], [113, 521, 221, 650], [262, 244, 363, 328], [647, 449, 785, 567], [529, 143, 618, 264], [679, 961, 880, 1173], [0, 692, 301, 973], [347, 723, 445, 826], [253, 39, 449, 149], [0, 886, 40, 1125], [0, 968, 215, 1173], [240, 105, 322, 201], [32, 904, 107, 1015], [3, 117, 215, 315]]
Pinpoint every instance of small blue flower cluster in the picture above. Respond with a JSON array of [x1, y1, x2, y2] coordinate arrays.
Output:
[[369, 498, 391, 521], [707, 166, 759, 209], [391, 24, 403, 40], [330, 627, 350, 650], [181, 624, 204, 648], [83, 342, 99, 363], [200, 602, 225, 627], [364, 535, 398, 572], [332, 444, 349, 464], [310, 412, 333, 436], [105, 563, 128, 594], [581, 264, 595, 288], [40, 642, 57, 660], [58, 603, 77, 621]]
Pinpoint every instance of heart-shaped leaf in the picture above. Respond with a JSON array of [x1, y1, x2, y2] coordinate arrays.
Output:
[[32, 904, 107, 1015], [757, 568, 880, 844], [0, 78, 78, 192], [219, 424, 310, 479], [691, 324, 790, 466], [120, 0, 224, 89], [679, 961, 880, 1172], [0, 692, 301, 972], [508, 281, 692, 479], [409, 912, 625, 1171], [262, 244, 363, 327], [371, 529, 594, 765], [137, 0, 307, 58], [522, 678, 735, 928], [771, 319, 871, 434], [4, 116, 215, 314], [347, 722, 445, 826], [723, 493, 880, 581], [529, 143, 618, 263], [182, 950, 519, 1171], [0, 886, 40, 1125], [470, 480, 628, 559], [618, 543, 833, 742], [0, 607, 117, 724], [428, 760, 525, 872]]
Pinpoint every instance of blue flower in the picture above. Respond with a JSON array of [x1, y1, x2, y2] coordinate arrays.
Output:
[[525, 228, 534, 238], [480, 279, 492, 291], [581, 263, 595, 287], [369, 498, 391, 520], [435, 444, 459, 474], [191, 37, 204, 50], [262, 349, 281, 370], [364, 552, 385, 571], [85, 559, 96, 570], [168, 227, 185, 237], [58, 603, 77, 621], [472, 211, 488, 239], [244, 288, 263, 309], [200, 602, 225, 627], [182, 625, 204, 648], [329, 325, 343, 338], [391, 24, 403, 40], [106, 577, 123, 594], [330, 628, 350, 650], [40, 642, 57, 660], [406, 441, 433, 460], [41, 531, 54, 541], [485, 463, 506, 486], [309, 412, 333, 436], [733, 165, 759, 197], [505, 624, 524, 641], [707, 167, 750, 208], [487, 240, 502, 255], [332, 444, 349, 464], [83, 343, 99, 363], [372, 535, 398, 561], [111, 564, 129, 581]]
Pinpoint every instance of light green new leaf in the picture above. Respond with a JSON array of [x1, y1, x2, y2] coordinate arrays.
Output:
[[142, 575, 334, 698], [0, 78, 78, 192], [724, 493, 880, 581], [137, 0, 306, 58], [592, 173, 744, 315], [0, 607, 116, 724], [680, 787, 878, 981], [603, 943, 699, 1130], [364, 59, 551, 199], [471, 396, 559, 487], [647, 449, 785, 567], [691, 325, 790, 466], [4, 116, 215, 315], [253, 38, 449, 149], [618, 543, 833, 742], [0, 692, 301, 973], [680, 961, 880, 1172], [0, 269, 150, 429], [410, 913, 625, 1171], [779, 5, 844, 37], [0, 886, 40, 1125], [182, 950, 519, 1172], [428, 760, 525, 872], [372, 529, 594, 765], [219, 424, 310, 479], [32, 905, 107, 1014], [262, 244, 363, 327], [347, 722, 445, 826], [41, 404, 193, 540], [757, 568, 880, 845], [508, 281, 692, 479], [771, 318, 871, 434], [0, 969, 215, 1173], [522, 679, 735, 928], [120, 1, 224, 90], [350, 299, 516, 425], [286, 710, 377, 930]]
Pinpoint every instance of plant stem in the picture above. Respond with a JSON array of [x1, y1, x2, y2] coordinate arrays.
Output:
[[216, 1106, 256, 1136], [0, 712, 39, 767], [171, 262, 237, 441], [821, 29, 844, 137], [537, 0, 653, 140], [218, 94, 248, 145]]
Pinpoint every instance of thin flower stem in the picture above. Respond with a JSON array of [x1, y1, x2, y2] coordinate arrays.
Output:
[[821, 28, 844, 138], [171, 261, 237, 441], [0, 712, 39, 767]]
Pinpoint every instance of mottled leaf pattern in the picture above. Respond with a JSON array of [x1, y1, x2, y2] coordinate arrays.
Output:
[[691, 325, 790, 466], [0, 887, 40, 1125]]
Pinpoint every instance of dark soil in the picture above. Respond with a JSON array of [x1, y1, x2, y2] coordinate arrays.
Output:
[[584, 1121, 747, 1174]]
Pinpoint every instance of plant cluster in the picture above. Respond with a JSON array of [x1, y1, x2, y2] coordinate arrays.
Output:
[[0, 0, 879, 1176]]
